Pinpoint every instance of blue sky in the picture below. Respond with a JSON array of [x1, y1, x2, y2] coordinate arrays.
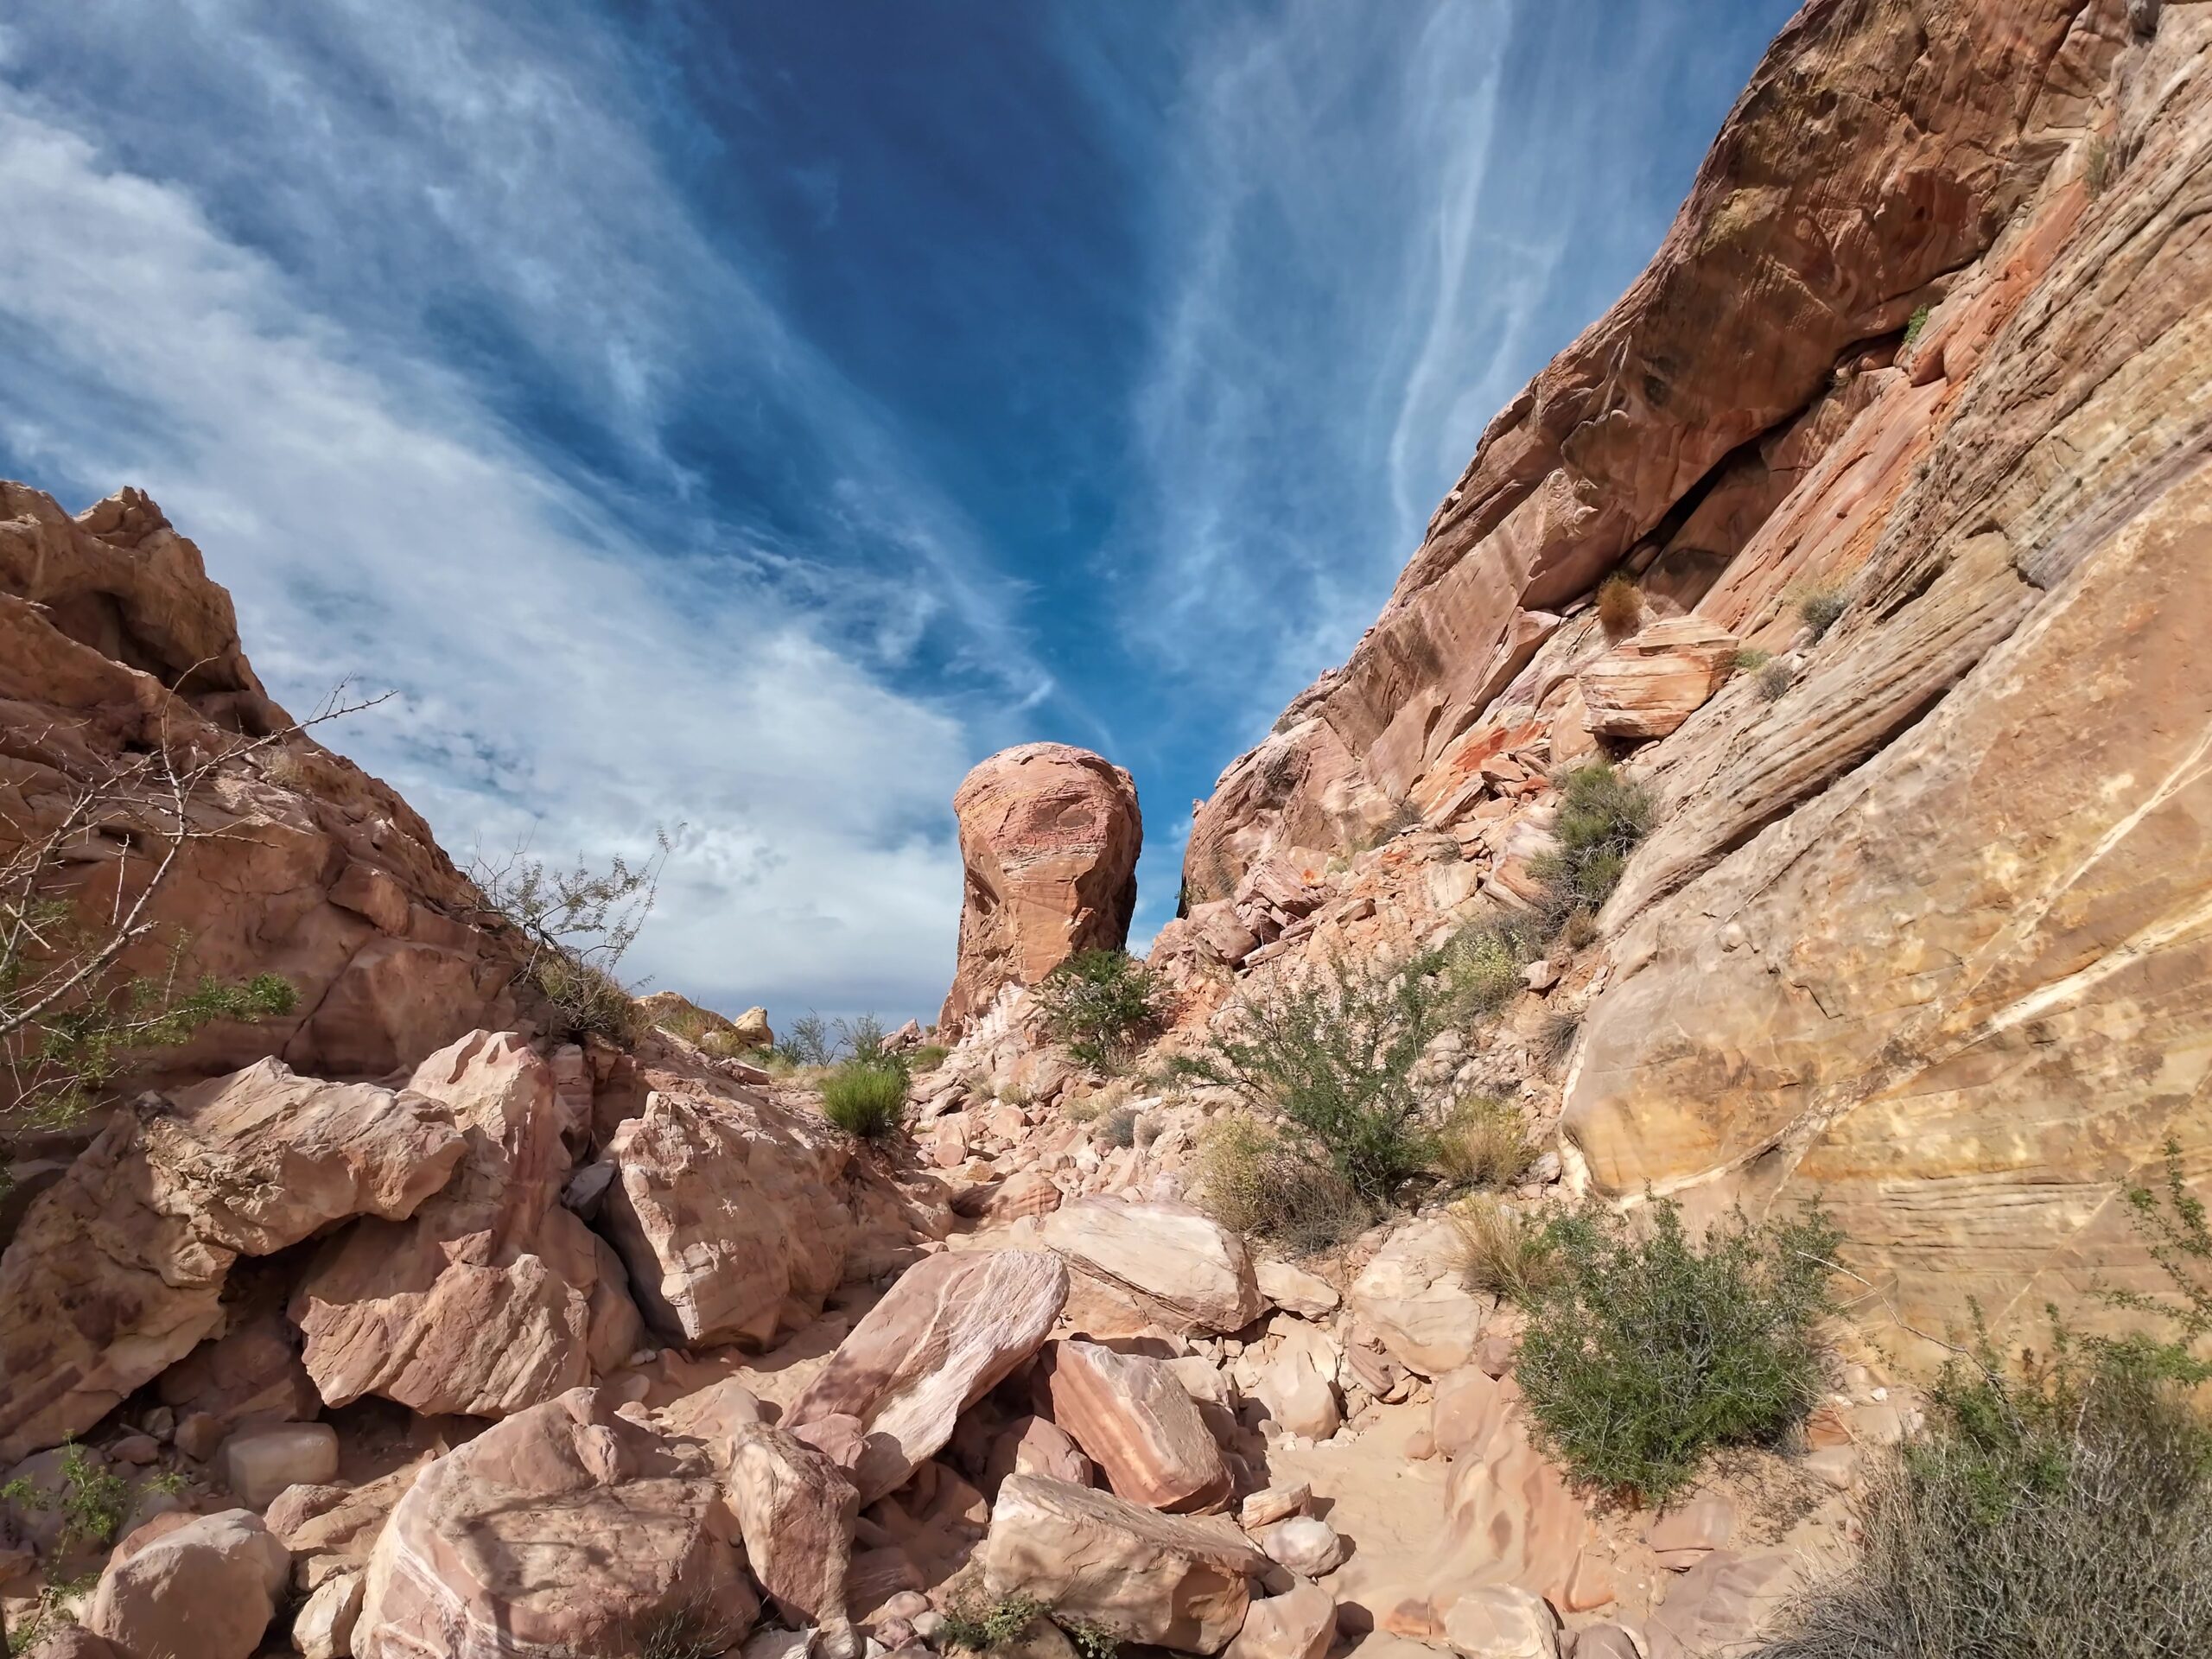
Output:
[[0, 0, 1797, 1026]]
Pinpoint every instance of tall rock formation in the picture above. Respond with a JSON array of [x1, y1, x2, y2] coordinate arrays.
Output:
[[0, 483, 521, 1093], [1173, 0, 2211, 1362], [939, 743, 1141, 1038]]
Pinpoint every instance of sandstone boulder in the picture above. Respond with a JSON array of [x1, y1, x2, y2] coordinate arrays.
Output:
[[290, 1031, 626, 1417], [1226, 1578, 1336, 1659], [1440, 1586, 1559, 1659], [1257, 1516, 1344, 1578], [785, 1249, 1067, 1503], [155, 1298, 321, 1433], [1250, 1322, 1341, 1442], [1038, 1339, 1230, 1513], [0, 1064, 464, 1460], [218, 1421, 340, 1510], [1043, 1200, 1262, 1337], [982, 1474, 1266, 1655], [601, 1083, 855, 1350], [938, 745, 1141, 1038], [721, 1424, 860, 1639], [1348, 1218, 1490, 1378], [1574, 619, 1738, 739], [353, 1389, 756, 1659], [1435, 1373, 1588, 1610], [983, 1414, 1092, 1493], [84, 1508, 290, 1659], [268, 1459, 429, 1592], [294, 1570, 366, 1659], [1255, 1261, 1339, 1319]]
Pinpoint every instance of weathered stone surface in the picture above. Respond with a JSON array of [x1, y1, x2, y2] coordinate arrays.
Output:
[[0, 1064, 464, 1460], [785, 1249, 1067, 1503], [1255, 1260, 1339, 1319], [601, 1082, 856, 1350], [0, 483, 521, 1094], [1348, 1218, 1490, 1378], [1436, 1374, 1588, 1610], [85, 1508, 290, 1659], [294, 1569, 366, 1659], [721, 1424, 859, 1639], [1239, 1484, 1310, 1531], [982, 1474, 1267, 1655], [1039, 1339, 1230, 1513], [1227, 1577, 1336, 1659], [1440, 1586, 1559, 1659], [219, 1421, 340, 1510], [1043, 1200, 1263, 1337], [1643, 1551, 1796, 1659], [267, 1458, 428, 1591], [984, 1414, 1093, 1493], [1575, 619, 1738, 739], [290, 1032, 627, 1417], [156, 1296, 320, 1433], [939, 744, 1141, 1038], [1250, 1322, 1341, 1442], [353, 1388, 757, 1659], [1258, 1516, 1344, 1578]]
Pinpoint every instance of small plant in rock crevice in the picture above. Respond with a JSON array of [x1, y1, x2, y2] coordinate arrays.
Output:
[[1195, 1111, 1372, 1257], [1031, 950, 1166, 1071], [1596, 572, 1644, 639], [471, 829, 673, 1046], [1097, 1105, 1140, 1148], [1433, 1094, 1540, 1190], [1901, 304, 1932, 350], [1452, 1194, 1567, 1306], [1796, 588, 1847, 642], [1758, 659, 1795, 702], [938, 1593, 1049, 1653], [1514, 1197, 1841, 1504], [0, 1440, 131, 1553], [1529, 761, 1655, 931]]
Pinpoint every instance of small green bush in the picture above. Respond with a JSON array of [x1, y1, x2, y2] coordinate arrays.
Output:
[[818, 1060, 906, 1139], [938, 1593, 1050, 1653], [911, 1042, 950, 1071], [1033, 950, 1166, 1070], [1446, 912, 1544, 1018], [1173, 950, 1461, 1207], [527, 952, 645, 1046], [1902, 303, 1932, 349], [0, 1440, 131, 1552], [1732, 647, 1773, 671], [771, 1011, 835, 1068], [1433, 1095, 1539, 1189], [1529, 761, 1654, 930], [1797, 588, 1847, 641], [1516, 1198, 1840, 1503]]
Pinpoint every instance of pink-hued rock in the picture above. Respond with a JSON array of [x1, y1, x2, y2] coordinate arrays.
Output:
[[721, 1424, 860, 1640], [981, 1474, 1267, 1655], [600, 1083, 857, 1351], [1226, 1577, 1336, 1659], [1348, 1218, 1491, 1378], [984, 1414, 1093, 1493], [0, 485, 522, 1091], [938, 744, 1141, 1038], [85, 1508, 290, 1659], [353, 1389, 756, 1659], [785, 1249, 1068, 1503], [0, 1063, 465, 1461], [269, 1459, 429, 1592], [156, 1299, 321, 1433], [1575, 618, 1738, 739], [1440, 1586, 1560, 1659], [291, 1031, 634, 1418], [1436, 1373, 1589, 1609], [1039, 1339, 1230, 1513], [1042, 1199, 1263, 1337]]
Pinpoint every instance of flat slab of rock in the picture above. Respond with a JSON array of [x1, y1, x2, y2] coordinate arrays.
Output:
[[353, 1388, 757, 1659], [1576, 617, 1738, 739], [601, 1084, 856, 1350], [291, 1032, 629, 1417], [1042, 1200, 1262, 1336], [1039, 1339, 1229, 1512], [982, 1474, 1267, 1655], [0, 1062, 465, 1460], [86, 1508, 290, 1659], [785, 1249, 1067, 1503], [1255, 1261, 1339, 1318]]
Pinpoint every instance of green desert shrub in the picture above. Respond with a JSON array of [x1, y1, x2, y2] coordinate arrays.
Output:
[[938, 1593, 1051, 1653], [1901, 303, 1933, 349], [818, 1059, 906, 1139], [771, 1011, 835, 1068], [1446, 912, 1545, 1018], [1033, 950, 1166, 1070], [910, 1042, 951, 1071], [1515, 1198, 1840, 1503], [0, 1440, 132, 1553], [527, 952, 645, 1046], [1732, 647, 1774, 671], [1529, 760, 1655, 928], [1173, 950, 1463, 1208]]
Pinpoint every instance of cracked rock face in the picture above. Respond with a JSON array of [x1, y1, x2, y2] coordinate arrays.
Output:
[[938, 743, 1141, 1039]]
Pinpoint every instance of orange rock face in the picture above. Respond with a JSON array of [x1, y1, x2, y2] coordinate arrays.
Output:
[[939, 743, 1141, 1036]]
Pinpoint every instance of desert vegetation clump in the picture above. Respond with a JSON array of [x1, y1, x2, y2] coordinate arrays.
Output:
[[0, 1440, 133, 1553], [1433, 1094, 1540, 1189], [1451, 1194, 1566, 1305], [1512, 1197, 1840, 1504], [1733, 647, 1773, 671], [818, 1056, 907, 1139], [1901, 303, 1933, 349], [1195, 1112, 1371, 1256], [1032, 949, 1166, 1070], [1097, 1105, 1140, 1148], [1596, 571, 1643, 639], [1444, 912, 1546, 1017], [1750, 1143, 2212, 1657], [1529, 760, 1654, 928], [472, 829, 672, 1046], [1758, 659, 1795, 702], [1796, 588, 1847, 641]]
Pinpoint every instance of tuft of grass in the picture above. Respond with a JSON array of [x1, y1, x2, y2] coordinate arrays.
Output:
[[1445, 912, 1544, 1018], [1758, 659, 1795, 702], [628, 1604, 742, 1659], [1196, 1113, 1371, 1257], [818, 1059, 907, 1139], [1529, 761, 1654, 930], [1515, 1198, 1840, 1504], [1797, 588, 1847, 641], [1433, 1096, 1539, 1190], [1902, 304, 1933, 349], [1032, 950, 1166, 1071], [1596, 572, 1643, 639], [911, 1043, 951, 1071], [1535, 1007, 1582, 1071], [1451, 1195, 1566, 1306], [1097, 1106, 1140, 1149], [1171, 950, 1464, 1208], [1732, 647, 1773, 671]]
